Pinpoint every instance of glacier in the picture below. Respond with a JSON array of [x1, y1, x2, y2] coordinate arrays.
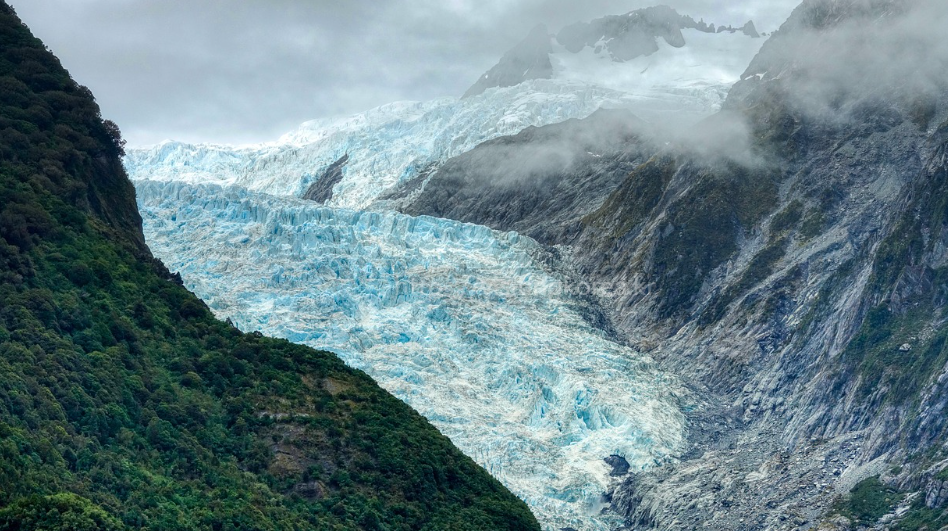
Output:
[[124, 76, 749, 212], [123, 22, 764, 212], [124, 82, 647, 210], [124, 19, 768, 529], [136, 180, 688, 531]]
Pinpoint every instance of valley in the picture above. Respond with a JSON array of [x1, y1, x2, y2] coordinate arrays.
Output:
[[4, 0, 946, 530], [124, 8, 765, 530]]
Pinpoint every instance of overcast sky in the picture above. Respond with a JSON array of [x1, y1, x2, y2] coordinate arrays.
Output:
[[11, 0, 799, 146]]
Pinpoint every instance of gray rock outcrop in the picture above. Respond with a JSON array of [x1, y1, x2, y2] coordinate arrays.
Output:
[[927, 477, 948, 509], [301, 153, 349, 204]]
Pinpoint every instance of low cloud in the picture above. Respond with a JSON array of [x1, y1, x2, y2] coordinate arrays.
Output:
[[439, 109, 653, 187], [11, 0, 797, 146], [740, 0, 948, 124]]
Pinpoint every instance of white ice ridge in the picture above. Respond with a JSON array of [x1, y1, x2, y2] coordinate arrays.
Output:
[[137, 180, 688, 531], [124, 77, 738, 211]]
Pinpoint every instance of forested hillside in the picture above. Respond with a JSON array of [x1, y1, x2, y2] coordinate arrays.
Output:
[[0, 3, 539, 530]]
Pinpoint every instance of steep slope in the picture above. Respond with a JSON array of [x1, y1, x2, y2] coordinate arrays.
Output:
[[405, 0, 948, 528], [397, 108, 658, 244], [0, 4, 539, 530]]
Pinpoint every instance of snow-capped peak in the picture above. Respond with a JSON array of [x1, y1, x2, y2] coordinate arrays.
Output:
[[464, 5, 762, 98]]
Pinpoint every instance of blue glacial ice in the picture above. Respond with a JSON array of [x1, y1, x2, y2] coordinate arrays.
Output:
[[136, 180, 687, 531]]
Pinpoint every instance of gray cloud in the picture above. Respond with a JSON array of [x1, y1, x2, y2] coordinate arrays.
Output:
[[736, 0, 948, 124], [11, 0, 798, 146]]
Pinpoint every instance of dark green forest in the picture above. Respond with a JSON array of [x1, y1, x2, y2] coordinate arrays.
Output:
[[0, 3, 539, 529]]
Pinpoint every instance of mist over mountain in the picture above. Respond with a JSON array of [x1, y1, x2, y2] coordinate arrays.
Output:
[[124, 6, 767, 214], [465, 5, 761, 97], [8, 0, 798, 146], [8, 0, 948, 530]]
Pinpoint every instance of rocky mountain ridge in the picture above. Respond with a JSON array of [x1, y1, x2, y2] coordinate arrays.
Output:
[[404, 0, 948, 528]]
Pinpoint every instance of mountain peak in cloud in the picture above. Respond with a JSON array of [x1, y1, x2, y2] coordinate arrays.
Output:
[[464, 5, 760, 98], [463, 23, 553, 98]]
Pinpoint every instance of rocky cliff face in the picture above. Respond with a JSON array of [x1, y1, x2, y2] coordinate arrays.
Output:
[[398, 108, 656, 244], [301, 153, 348, 204], [406, 0, 948, 528], [555, 5, 735, 60]]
